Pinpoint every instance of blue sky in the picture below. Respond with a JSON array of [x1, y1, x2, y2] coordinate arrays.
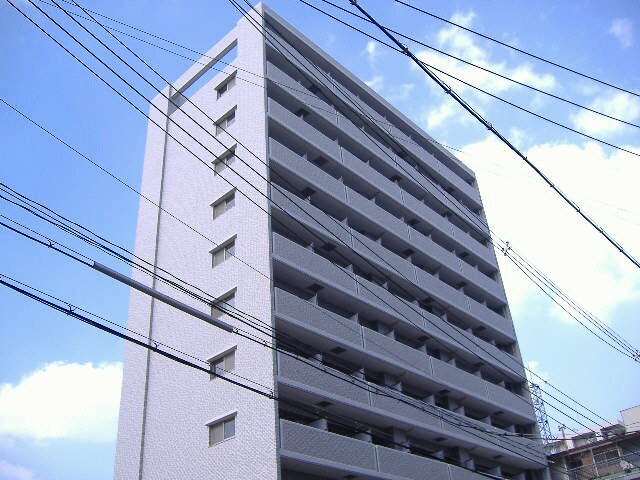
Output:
[[0, 0, 639, 478]]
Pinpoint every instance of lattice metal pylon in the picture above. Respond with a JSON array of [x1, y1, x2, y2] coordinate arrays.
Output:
[[530, 382, 553, 444]]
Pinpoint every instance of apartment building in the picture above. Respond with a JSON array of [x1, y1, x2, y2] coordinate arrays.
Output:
[[114, 3, 548, 479], [546, 405, 640, 480]]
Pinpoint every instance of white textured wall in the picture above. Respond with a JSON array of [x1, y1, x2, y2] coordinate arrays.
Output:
[[114, 6, 278, 479]]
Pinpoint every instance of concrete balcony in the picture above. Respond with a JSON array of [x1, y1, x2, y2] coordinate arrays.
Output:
[[281, 420, 511, 479], [345, 186, 410, 239], [268, 98, 340, 160], [279, 419, 378, 474], [340, 147, 403, 200], [268, 133, 498, 278], [271, 176, 504, 307], [361, 327, 433, 379], [272, 232, 357, 294], [266, 61, 338, 127], [278, 360, 545, 469], [387, 124, 482, 210], [415, 269, 513, 339], [268, 136, 347, 202], [274, 287, 363, 348], [278, 351, 369, 405], [402, 192, 495, 269], [354, 276, 521, 378], [350, 229, 416, 282], [270, 186, 353, 247], [274, 290, 534, 423]]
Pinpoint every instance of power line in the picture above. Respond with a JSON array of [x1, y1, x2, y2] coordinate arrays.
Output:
[[4, 206, 638, 472], [295, 0, 640, 159], [233, 0, 640, 363], [0, 210, 549, 466], [0, 274, 525, 480], [20, 0, 636, 438], [346, 0, 640, 272], [32, 0, 466, 158], [307, 0, 639, 129], [29, 0, 544, 406], [102, 0, 636, 450], [6, 188, 632, 477], [7, 0, 632, 450], [58, 0, 640, 360], [0, 188, 600, 480], [6, 94, 633, 449], [41, 0, 639, 131], [393, 0, 640, 99]]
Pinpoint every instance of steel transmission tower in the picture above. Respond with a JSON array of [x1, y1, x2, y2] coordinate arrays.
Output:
[[530, 382, 553, 443]]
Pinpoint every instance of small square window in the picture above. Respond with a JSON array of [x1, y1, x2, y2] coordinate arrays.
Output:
[[216, 73, 236, 99], [215, 109, 236, 135], [211, 238, 235, 268], [208, 348, 236, 379], [211, 290, 235, 318], [213, 147, 236, 175], [212, 190, 236, 219], [208, 415, 236, 446]]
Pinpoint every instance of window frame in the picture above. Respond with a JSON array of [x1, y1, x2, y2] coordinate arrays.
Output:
[[207, 412, 237, 446], [211, 236, 236, 268], [212, 146, 236, 175], [215, 107, 237, 135], [211, 189, 236, 219], [211, 288, 236, 319], [207, 346, 236, 379], [216, 71, 237, 99]]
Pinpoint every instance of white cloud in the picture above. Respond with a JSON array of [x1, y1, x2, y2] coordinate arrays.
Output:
[[461, 136, 640, 326], [525, 360, 549, 383], [386, 83, 415, 102], [365, 75, 384, 92], [363, 40, 380, 65], [415, 10, 555, 99], [450, 10, 475, 28], [609, 18, 633, 48], [424, 97, 458, 129], [0, 460, 36, 480], [571, 92, 640, 137], [0, 362, 122, 442]]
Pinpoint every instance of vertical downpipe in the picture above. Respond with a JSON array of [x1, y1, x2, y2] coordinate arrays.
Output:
[[138, 88, 172, 480]]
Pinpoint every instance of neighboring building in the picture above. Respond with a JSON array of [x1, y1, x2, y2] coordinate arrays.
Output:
[[546, 405, 640, 480], [114, 3, 548, 479]]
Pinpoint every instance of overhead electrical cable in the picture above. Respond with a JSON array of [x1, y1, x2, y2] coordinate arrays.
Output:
[[2, 275, 535, 480], [0, 213, 550, 466], [293, 0, 640, 159], [344, 0, 640, 272], [40, 0, 639, 131], [31, 0, 640, 362], [7, 0, 632, 446], [230, 0, 640, 364], [33, 0, 465, 158], [25, 0, 636, 438], [29, 0, 552, 410], [8, 186, 636, 474], [394, 0, 640, 99], [306, 0, 639, 129], [5, 98, 633, 449]]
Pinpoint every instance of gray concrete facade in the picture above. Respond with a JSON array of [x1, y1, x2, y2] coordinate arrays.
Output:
[[114, 3, 548, 479]]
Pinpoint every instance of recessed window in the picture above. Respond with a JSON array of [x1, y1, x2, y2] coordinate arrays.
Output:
[[208, 414, 236, 446], [213, 146, 236, 175], [212, 190, 235, 219], [216, 72, 236, 99], [211, 289, 235, 318], [211, 238, 235, 267], [215, 108, 236, 135], [208, 347, 236, 379]]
